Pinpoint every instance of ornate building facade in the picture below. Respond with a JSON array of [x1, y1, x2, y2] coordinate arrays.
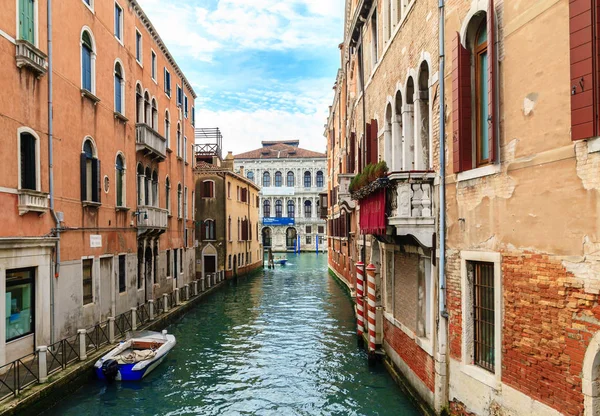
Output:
[[234, 141, 328, 253]]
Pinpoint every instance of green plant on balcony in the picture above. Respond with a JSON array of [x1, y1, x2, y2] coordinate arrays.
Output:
[[349, 161, 389, 200]]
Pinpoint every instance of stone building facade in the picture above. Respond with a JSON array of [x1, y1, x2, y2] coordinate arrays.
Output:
[[327, 0, 600, 415], [0, 0, 195, 363], [234, 141, 328, 253]]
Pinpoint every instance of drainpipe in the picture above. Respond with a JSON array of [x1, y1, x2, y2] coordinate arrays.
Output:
[[180, 77, 185, 289], [47, 0, 59, 345], [359, 33, 367, 268]]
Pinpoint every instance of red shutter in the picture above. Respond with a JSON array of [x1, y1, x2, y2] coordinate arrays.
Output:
[[365, 122, 371, 167], [488, 0, 497, 162], [370, 119, 379, 165], [570, 0, 596, 141], [452, 32, 472, 173]]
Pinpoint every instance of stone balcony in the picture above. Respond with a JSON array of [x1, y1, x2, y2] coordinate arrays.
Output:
[[136, 205, 168, 236], [136, 124, 167, 161], [387, 172, 436, 248], [337, 173, 356, 210], [15, 40, 47, 77], [18, 190, 49, 216]]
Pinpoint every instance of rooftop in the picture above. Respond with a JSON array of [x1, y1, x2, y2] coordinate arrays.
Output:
[[235, 141, 326, 160]]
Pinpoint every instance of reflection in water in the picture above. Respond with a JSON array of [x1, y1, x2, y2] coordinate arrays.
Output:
[[44, 253, 420, 416]]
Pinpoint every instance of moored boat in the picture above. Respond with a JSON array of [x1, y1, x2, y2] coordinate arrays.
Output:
[[274, 258, 287, 265], [94, 330, 176, 381]]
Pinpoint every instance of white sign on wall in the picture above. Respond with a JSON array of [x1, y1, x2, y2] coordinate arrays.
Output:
[[90, 235, 102, 248]]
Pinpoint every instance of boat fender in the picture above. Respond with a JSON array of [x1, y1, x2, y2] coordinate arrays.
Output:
[[101, 359, 119, 382]]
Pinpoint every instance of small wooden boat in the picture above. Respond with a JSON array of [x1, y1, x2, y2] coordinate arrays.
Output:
[[94, 330, 176, 381], [274, 258, 288, 265]]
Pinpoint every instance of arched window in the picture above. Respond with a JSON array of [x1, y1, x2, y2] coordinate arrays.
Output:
[[275, 200, 282, 218], [144, 92, 151, 125], [304, 200, 312, 218], [204, 220, 216, 240], [247, 171, 254, 182], [287, 200, 295, 218], [176, 123, 181, 157], [405, 77, 415, 170], [474, 19, 489, 166], [115, 154, 125, 207], [287, 171, 294, 187], [137, 163, 144, 205], [151, 98, 158, 130], [81, 138, 99, 203], [316, 171, 324, 188], [164, 110, 171, 148], [165, 177, 171, 214], [304, 171, 311, 188], [114, 62, 124, 114], [275, 171, 282, 187], [228, 216, 232, 241], [19, 131, 38, 191], [136, 84, 143, 123], [81, 30, 95, 93], [263, 200, 271, 218], [152, 170, 158, 207], [177, 183, 182, 218], [394, 90, 404, 171], [385, 103, 393, 169], [263, 171, 271, 187], [144, 167, 151, 206], [417, 61, 430, 170]]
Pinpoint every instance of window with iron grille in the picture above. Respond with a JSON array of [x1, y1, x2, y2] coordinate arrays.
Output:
[[470, 261, 495, 372]]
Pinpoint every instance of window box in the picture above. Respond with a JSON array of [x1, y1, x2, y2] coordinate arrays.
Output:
[[81, 89, 100, 105], [15, 40, 47, 77], [114, 112, 128, 123], [18, 189, 48, 215]]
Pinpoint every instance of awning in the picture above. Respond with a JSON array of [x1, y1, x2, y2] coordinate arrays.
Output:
[[359, 189, 386, 235]]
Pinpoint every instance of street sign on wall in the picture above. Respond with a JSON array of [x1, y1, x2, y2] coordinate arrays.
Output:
[[262, 217, 295, 226]]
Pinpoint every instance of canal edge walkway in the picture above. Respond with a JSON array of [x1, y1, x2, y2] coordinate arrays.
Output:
[[0, 279, 229, 416]]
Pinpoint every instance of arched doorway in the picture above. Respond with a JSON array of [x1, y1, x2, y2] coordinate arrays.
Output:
[[202, 244, 217, 279], [583, 332, 600, 415], [233, 254, 237, 277], [286, 227, 297, 250], [262, 227, 272, 247]]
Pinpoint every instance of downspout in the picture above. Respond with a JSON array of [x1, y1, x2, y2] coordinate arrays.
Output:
[[359, 33, 366, 267], [438, 0, 448, 319], [180, 78, 185, 289], [47, 0, 59, 345]]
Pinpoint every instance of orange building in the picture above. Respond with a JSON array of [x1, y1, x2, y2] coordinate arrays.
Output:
[[0, 0, 196, 364]]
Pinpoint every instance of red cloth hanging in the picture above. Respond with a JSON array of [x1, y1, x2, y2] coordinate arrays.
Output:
[[359, 189, 386, 235]]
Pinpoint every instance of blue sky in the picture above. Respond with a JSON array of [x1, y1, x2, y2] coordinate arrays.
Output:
[[138, 0, 345, 154]]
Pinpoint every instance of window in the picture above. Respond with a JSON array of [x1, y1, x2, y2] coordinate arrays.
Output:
[[152, 170, 159, 207], [247, 171, 254, 182], [81, 139, 100, 203], [164, 68, 171, 97], [19, 0, 35, 44], [180, 248, 183, 273], [82, 0, 93, 10], [114, 62, 124, 114], [453, 11, 497, 173], [176, 123, 181, 157], [114, 3, 123, 41], [19, 131, 37, 191], [173, 249, 178, 279], [192, 106, 195, 126], [144, 92, 151, 125], [136, 84, 143, 123], [81, 30, 95, 93], [275, 200, 282, 218], [184, 186, 188, 218], [166, 250, 171, 277], [227, 182, 231, 198], [176, 85, 183, 107], [151, 50, 157, 80], [165, 177, 171, 214], [165, 111, 170, 148], [306, 225, 312, 234], [204, 220, 216, 240], [241, 188, 248, 203], [241, 218, 249, 240], [82, 259, 93, 305], [263, 171, 271, 187], [316, 171, 324, 188], [228, 255, 232, 270], [144, 166, 151, 206], [306, 235, 312, 245], [471, 261, 495, 372], [184, 95, 189, 118], [118, 255, 126, 293], [371, 10, 378, 68], [275, 171, 282, 187], [318, 225, 324, 234], [304, 200, 312, 218], [6, 268, 35, 342], [228, 216, 232, 241], [256, 196, 260, 207], [184, 136, 187, 163], [151, 99, 158, 129], [263, 200, 271, 218], [304, 171, 311, 188], [135, 29, 142, 63], [177, 183, 182, 218], [115, 154, 125, 207], [202, 181, 215, 198], [287, 171, 294, 187], [287, 200, 295, 218]]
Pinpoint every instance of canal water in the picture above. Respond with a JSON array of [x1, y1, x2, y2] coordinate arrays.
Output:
[[44, 253, 421, 416]]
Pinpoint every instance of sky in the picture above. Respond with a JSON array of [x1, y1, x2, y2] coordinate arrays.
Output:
[[137, 0, 345, 155]]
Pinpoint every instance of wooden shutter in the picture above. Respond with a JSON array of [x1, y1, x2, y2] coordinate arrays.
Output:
[[19, 0, 34, 43], [365, 122, 371, 166], [488, 0, 497, 162], [370, 119, 379, 165], [92, 159, 101, 203], [452, 32, 473, 173], [82, 48, 91, 91], [80, 153, 87, 201], [570, 0, 596, 140]]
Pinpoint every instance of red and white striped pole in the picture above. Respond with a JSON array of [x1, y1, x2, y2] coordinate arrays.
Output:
[[355, 261, 365, 346], [366, 263, 377, 358]]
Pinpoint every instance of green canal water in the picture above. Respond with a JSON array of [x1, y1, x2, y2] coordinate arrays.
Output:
[[44, 253, 421, 416]]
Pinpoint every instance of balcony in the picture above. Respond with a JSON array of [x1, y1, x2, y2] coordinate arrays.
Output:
[[136, 124, 167, 161], [136, 205, 168, 236], [15, 40, 47, 77], [337, 174, 356, 210], [387, 172, 435, 248], [18, 190, 49, 216]]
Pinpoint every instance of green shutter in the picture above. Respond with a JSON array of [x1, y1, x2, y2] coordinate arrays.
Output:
[[19, 0, 35, 43]]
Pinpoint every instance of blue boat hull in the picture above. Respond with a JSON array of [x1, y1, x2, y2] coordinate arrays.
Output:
[[95, 354, 167, 381]]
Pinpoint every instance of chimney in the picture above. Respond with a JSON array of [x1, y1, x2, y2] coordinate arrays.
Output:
[[222, 151, 234, 171], [239, 166, 244, 176]]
